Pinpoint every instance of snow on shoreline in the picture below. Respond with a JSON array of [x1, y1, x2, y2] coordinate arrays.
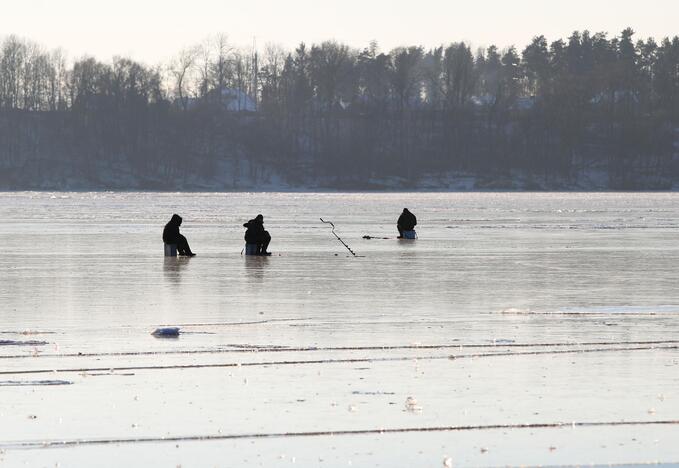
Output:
[[1, 166, 677, 192]]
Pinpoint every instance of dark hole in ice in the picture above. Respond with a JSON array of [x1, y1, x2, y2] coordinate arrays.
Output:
[[0, 340, 49, 346], [0, 380, 72, 386]]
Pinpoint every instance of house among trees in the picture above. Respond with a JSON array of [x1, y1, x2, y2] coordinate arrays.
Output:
[[181, 87, 257, 112]]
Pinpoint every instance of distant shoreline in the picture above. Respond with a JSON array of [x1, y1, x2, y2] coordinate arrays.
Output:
[[1, 188, 677, 193]]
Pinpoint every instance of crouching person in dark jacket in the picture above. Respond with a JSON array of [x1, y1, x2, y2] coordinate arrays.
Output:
[[163, 214, 196, 256], [243, 214, 271, 256], [397, 208, 417, 238]]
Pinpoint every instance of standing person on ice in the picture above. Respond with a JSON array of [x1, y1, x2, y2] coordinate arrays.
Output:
[[163, 214, 196, 256], [243, 214, 272, 256], [397, 208, 417, 238]]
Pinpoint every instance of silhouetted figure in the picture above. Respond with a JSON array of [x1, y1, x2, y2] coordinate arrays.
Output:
[[163, 214, 196, 256], [243, 214, 271, 256], [397, 208, 417, 238]]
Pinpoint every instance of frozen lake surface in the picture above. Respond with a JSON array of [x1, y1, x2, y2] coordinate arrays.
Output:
[[1, 192, 678, 467]]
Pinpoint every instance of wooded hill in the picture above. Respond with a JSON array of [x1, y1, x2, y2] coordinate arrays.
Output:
[[1, 29, 678, 190]]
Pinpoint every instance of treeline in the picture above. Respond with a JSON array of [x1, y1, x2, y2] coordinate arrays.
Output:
[[0, 29, 678, 190]]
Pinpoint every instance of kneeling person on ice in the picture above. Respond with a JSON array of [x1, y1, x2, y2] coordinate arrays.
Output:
[[243, 214, 272, 256], [397, 208, 417, 238]]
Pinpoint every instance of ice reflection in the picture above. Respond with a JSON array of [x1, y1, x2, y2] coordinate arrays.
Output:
[[243, 255, 270, 282], [162, 257, 191, 285]]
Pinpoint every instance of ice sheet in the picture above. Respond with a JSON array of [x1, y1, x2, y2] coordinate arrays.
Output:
[[1, 192, 678, 466]]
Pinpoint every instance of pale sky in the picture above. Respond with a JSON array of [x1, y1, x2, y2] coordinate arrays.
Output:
[[2, 0, 677, 63]]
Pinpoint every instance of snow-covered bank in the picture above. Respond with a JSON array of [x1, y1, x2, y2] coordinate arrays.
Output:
[[2, 164, 676, 191]]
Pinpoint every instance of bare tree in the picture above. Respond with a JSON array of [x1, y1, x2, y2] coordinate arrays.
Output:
[[170, 46, 199, 110], [210, 33, 233, 92]]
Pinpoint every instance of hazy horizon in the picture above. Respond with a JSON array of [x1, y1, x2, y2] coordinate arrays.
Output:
[[3, 0, 678, 63]]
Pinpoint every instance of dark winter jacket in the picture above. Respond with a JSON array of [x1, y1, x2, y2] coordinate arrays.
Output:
[[163, 214, 183, 244], [397, 209, 417, 231], [243, 215, 265, 243]]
